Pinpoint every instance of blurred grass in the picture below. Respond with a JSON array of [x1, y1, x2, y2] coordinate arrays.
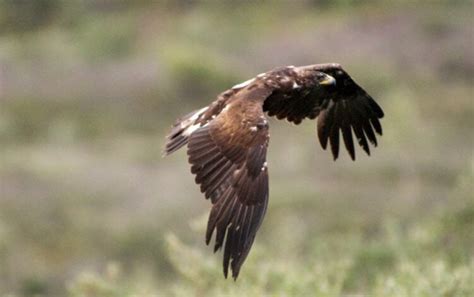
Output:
[[0, 0, 473, 296]]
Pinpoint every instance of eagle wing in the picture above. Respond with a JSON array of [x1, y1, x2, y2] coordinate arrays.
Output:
[[263, 66, 384, 160], [187, 85, 272, 279], [165, 64, 384, 279]]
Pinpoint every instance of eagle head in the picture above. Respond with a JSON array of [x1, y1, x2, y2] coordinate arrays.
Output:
[[293, 65, 336, 88]]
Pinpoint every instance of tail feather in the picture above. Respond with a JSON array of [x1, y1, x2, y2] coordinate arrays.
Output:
[[163, 107, 208, 156]]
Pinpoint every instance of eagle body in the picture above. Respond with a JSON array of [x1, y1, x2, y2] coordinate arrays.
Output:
[[164, 63, 384, 279]]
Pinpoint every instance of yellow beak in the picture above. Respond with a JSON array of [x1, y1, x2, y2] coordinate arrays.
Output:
[[320, 75, 336, 86]]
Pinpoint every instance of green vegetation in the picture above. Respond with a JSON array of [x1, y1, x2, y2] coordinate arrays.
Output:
[[0, 1, 472, 296]]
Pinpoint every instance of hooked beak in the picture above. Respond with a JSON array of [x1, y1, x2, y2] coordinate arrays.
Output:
[[319, 74, 336, 86]]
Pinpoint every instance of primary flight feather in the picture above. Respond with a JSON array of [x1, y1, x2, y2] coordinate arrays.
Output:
[[164, 63, 384, 279]]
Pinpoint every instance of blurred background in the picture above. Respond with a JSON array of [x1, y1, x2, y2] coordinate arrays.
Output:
[[0, 0, 473, 296]]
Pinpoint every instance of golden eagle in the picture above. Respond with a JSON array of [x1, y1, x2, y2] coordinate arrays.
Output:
[[164, 63, 384, 279]]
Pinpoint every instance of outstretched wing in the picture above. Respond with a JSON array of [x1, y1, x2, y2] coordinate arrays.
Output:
[[315, 77, 384, 161], [263, 81, 323, 125], [187, 85, 272, 279], [263, 65, 384, 160]]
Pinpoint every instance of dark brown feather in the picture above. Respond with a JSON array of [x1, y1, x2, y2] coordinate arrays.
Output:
[[185, 85, 271, 279], [261, 64, 384, 160], [164, 63, 384, 280]]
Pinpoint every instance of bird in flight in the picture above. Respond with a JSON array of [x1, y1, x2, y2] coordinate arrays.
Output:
[[164, 63, 384, 279]]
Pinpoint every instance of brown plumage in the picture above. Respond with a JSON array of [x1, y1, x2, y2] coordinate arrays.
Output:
[[164, 63, 384, 279]]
